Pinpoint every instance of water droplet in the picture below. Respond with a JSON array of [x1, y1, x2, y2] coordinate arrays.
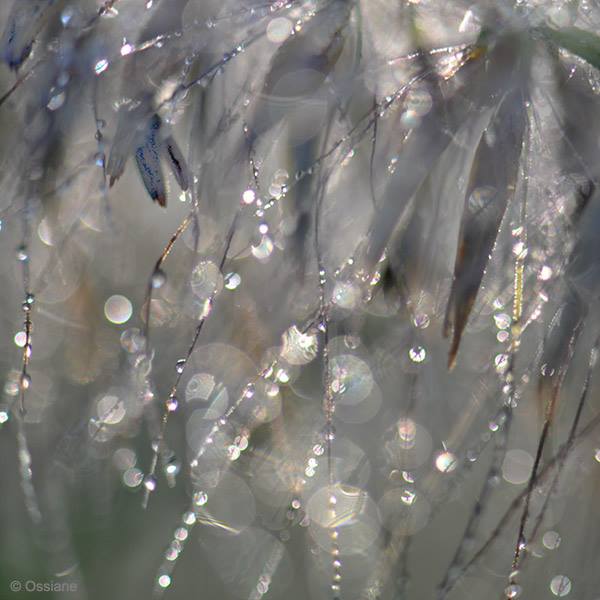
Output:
[[409, 346, 427, 363], [61, 8, 74, 26], [157, 575, 171, 588], [120, 42, 134, 56], [224, 272, 241, 290], [435, 451, 457, 473], [540, 265, 553, 281], [144, 476, 157, 492], [332, 281, 360, 310], [494, 313, 511, 330], [413, 313, 430, 329], [94, 59, 109, 75], [495, 353, 509, 374], [16, 245, 28, 261], [120, 328, 145, 354], [190, 261, 223, 300], [242, 189, 256, 204], [20, 373, 31, 390], [193, 491, 208, 506], [47, 88, 66, 111], [281, 326, 318, 365], [469, 186, 496, 212], [175, 359, 186, 374], [152, 269, 166, 289], [251, 235, 274, 261], [505, 584, 522, 599], [227, 445, 241, 461], [123, 467, 143, 487], [322, 423, 336, 441]]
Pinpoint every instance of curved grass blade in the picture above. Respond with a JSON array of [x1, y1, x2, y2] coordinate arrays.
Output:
[[444, 86, 527, 369], [1, 0, 56, 71], [163, 135, 190, 192], [542, 25, 600, 70], [134, 114, 167, 207]]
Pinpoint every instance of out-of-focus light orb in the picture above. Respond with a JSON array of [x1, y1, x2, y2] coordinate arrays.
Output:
[[435, 451, 457, 473], [97, 394, 126, 424], [281, 325, 318, 365], [307, 484, 380, 554], [185, 372, 229, 409], [120, 328, 145, 354], [550, 575, 571, 597], [37, 218, 54, 245], [194, 472, 256, 535], [190, 261, 223, 300], [379, 486, 431, 536], [495, 353, 509, 374], [543, 531, 561, 550], [104, 294, 132, 324], [251, 235, 274, 261], [123, 467, 143, 488], [385, 419, 432, 470], [267, 17, 292, 43], [494, 313, 511, 330], [332, 281, 360, 310], [113, 447, 136, 470], [397, 418, 417, 448], [330, 355, 374, 406], [502, 449, 534, 485]]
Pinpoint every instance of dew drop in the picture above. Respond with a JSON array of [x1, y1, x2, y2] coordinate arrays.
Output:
[[242, 189, 256, 205], [47, 88, 66, 111], [120, 42, 134, 56], [505, 584, 522, 599], [435, 451, 457, 473], [251, 235, 274, 261], [94, 59, 109, 75], [224, 272, 241, 290], [16, 245, 28, 261], [144, 476, 157, 492], [409, 346, 427, 363], [152, 269, 166, 289], [20, 373, 31, 390], [14, 331, 26, 348], [193, 490, 208, 506]]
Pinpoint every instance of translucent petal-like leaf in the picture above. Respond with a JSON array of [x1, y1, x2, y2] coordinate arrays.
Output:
[[444, 86, 526, 368]]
